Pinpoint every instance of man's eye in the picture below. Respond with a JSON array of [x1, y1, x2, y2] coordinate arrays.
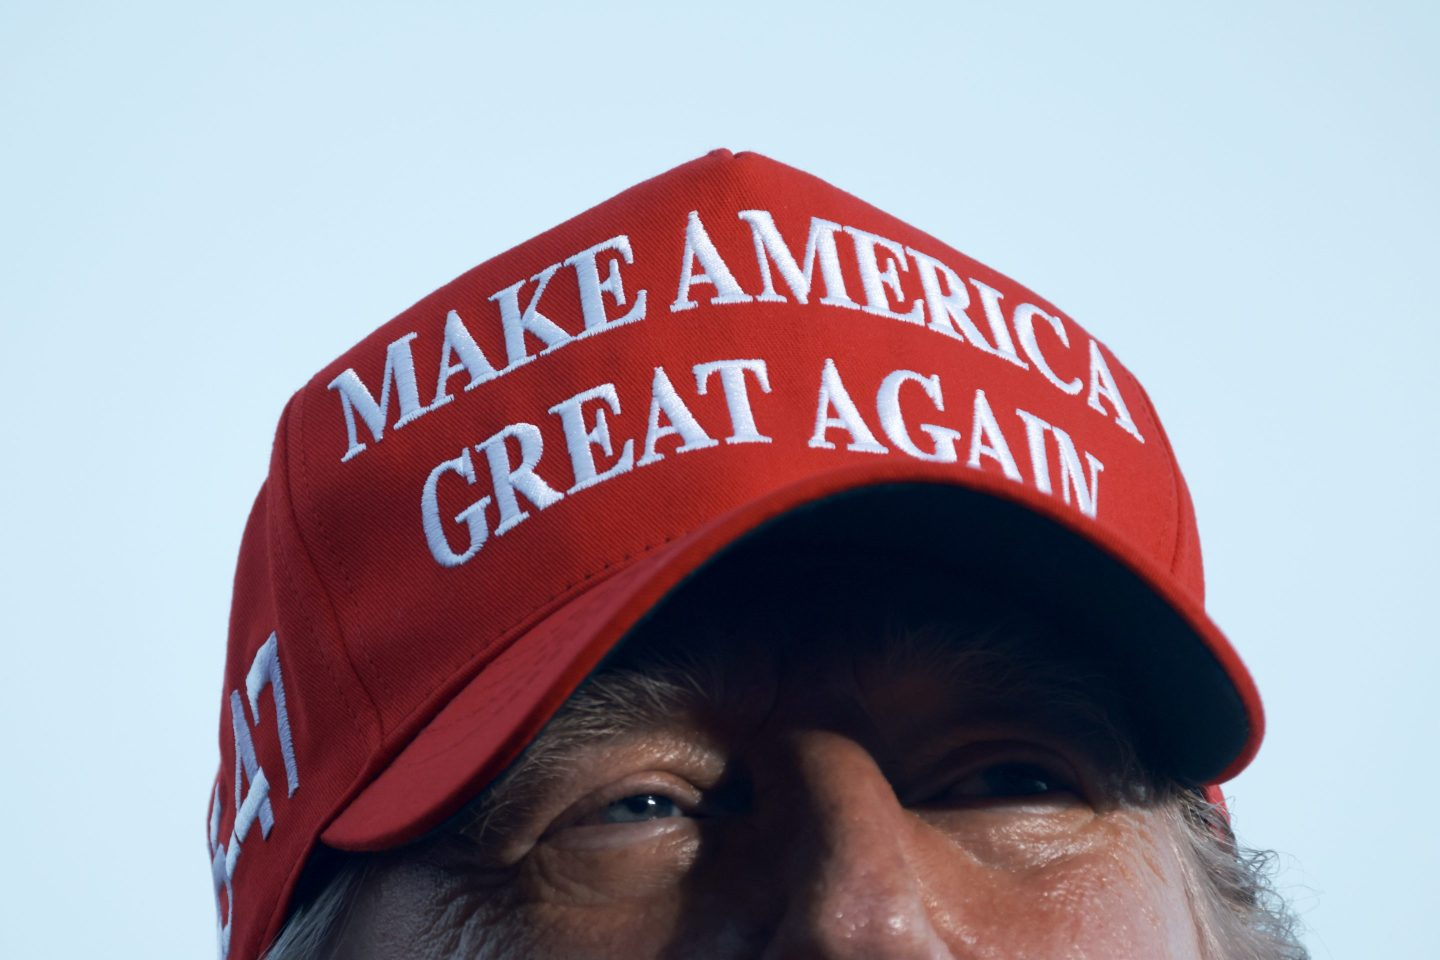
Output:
[[600, 793, 685, 824], [948, 762, 1072, 799]]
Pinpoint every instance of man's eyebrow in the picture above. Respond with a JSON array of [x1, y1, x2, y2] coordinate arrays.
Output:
[[446, 661, 724, 841], [866, 624, 1140, 766]]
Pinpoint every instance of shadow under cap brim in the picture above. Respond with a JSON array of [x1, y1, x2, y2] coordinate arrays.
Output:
[[322, 472, 1262, 853]]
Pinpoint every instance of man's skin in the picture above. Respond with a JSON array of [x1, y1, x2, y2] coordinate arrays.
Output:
[[327, 576, 1209, 959]]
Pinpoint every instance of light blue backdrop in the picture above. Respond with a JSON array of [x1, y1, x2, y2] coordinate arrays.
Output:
[[3, 3, 1434, 957]]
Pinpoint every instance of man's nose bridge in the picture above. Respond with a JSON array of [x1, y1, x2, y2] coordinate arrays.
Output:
[[763, 730, 952, 958], [797, 732, 911, 862], [798, 732, 919, 896]]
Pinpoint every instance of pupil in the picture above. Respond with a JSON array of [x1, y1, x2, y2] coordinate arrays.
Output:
[[989, 764, 1052, 795]]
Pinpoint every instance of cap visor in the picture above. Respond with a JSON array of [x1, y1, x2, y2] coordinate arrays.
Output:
[[323, 467, 1263, 851]]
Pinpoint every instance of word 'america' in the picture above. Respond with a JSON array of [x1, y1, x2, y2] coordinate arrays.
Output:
[[329, 210, 1145, 463]]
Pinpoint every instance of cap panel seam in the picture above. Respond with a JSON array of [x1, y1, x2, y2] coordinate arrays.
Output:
[[1132, 378, 1185, 574], [283, 387, 386, 726], [269, 397, 365, 730], [270, 474, 363, 735]]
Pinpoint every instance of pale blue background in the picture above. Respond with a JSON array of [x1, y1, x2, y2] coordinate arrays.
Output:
[[3, 2, 1434, 957]]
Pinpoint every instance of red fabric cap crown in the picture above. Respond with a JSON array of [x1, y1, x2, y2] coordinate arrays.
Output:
[[209, 150, 1262, 960]]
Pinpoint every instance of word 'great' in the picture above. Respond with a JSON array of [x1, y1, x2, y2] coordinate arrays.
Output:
[[421, 356, 1103, 569]]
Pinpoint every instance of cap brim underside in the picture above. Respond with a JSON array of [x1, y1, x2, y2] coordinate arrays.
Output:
[[322, 468, 1263, 852]]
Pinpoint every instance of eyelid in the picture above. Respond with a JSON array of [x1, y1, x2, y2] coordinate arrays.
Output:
[[544, 772, 705, 835], [904, 740, 1094, 806]]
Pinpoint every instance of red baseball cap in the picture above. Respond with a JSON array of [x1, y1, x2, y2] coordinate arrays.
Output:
[[208, 149, 1263, 960]]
